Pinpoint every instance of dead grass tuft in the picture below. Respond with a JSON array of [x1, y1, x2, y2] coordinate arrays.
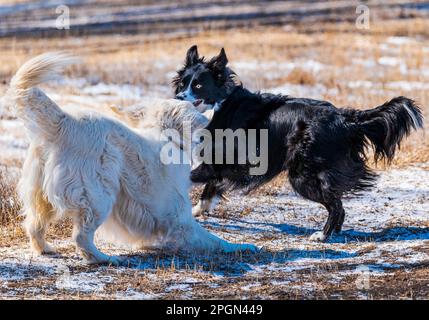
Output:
[[0, 169, 21, 226], [286, 68, 316, 86]]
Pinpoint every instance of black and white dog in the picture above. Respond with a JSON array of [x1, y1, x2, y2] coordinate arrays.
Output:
[[174, 45, 424, 241]]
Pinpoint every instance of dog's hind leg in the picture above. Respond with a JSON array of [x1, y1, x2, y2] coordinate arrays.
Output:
[[24, 190, 56, 255], [288, 172, 346, 242], [335, 206, 346, 233], [309, 199, 345, 242], [20, 148, 57, 255]]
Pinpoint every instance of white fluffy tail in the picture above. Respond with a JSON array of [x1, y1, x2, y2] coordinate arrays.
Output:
[[9, 52, 78, 96], [4, 52, 78, 139]]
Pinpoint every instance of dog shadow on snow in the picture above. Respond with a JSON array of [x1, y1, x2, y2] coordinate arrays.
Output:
[[119, 246, 356, 276], [201, 217, 429, 244], [0, 247, 354, 282], [4, 223, 428, 279], [120, 226, 429, 275], [4, 218, 428, 279], [119, 215, 429, 275], [207, 183, 429, 245]]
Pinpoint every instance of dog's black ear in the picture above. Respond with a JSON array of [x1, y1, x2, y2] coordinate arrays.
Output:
[[185, 45, 200, 66], [208, 48, 228, 73]]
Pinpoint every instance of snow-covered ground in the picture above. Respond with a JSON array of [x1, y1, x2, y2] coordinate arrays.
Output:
[[0, 166, 428, 299]]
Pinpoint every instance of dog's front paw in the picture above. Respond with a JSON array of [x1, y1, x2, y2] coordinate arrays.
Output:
[[106, 256, 126, 266], [83, 253, 125, 266], [30, 241, 57, 256], [42, 243, 57, 255], [309, 231, 327, 242], [95, 256, 125, 266], [192, 200, 211, 217], [238, 243, 259, 253], [192, 206, 204, 217], [222, 243, 259, 253]]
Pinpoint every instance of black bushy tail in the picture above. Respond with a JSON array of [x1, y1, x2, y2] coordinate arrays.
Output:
[[350, 96, 424, 163]]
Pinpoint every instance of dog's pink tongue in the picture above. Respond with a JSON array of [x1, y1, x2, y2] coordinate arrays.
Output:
[[193, 99, 203, 107]]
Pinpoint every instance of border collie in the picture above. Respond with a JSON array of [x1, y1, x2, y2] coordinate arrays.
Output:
[[4, 52, 256, 264], [174, 46, 424, 241]]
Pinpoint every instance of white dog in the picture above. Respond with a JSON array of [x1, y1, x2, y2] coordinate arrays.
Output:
[[5, 52, 256, 264]]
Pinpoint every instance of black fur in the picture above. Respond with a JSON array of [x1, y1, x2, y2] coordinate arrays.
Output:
[[191, 86, 423, 240], [175, 46, 424, 241]]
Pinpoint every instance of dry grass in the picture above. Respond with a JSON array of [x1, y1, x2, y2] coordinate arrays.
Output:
[[0, 169, 21, 226], [285, 68, 316, 86]]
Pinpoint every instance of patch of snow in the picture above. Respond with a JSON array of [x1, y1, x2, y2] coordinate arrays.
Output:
[[181, 277, 201, 283], [289, 283, 315, 292], [376, 57, 408, 74], [385, 81, 429, 91], [378, 56, 401, 66], [0, 119, 20, 130], [55, 269, 109, 293], [271, 280, 292, 286], [57, 77, 90, 88], [353, 58, 377, 68], [166, 283, 191, 292], [82, 83, 143, 100], [241, 283, 261, 291], [386, 37, 415, 46], [347, 80, 374, 89], [115, 289, 163, 300], [0, 134, 28, 150], [265, 83, 338, 99]]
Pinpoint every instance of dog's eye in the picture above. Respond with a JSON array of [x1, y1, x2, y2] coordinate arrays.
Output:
[[195, 84, 202, 89], [179, 82, 185, 88]]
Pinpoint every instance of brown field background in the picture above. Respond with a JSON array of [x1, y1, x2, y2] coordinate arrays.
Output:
[[0, 1, 427, 168]]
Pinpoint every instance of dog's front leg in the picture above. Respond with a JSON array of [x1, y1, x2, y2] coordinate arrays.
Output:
[[182, 219, 258, 253], [191, 164, 223, 216], [192, 181, 224, 217]]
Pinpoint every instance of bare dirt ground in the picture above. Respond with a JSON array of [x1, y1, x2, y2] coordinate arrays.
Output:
[[0, 0, 428, 299]]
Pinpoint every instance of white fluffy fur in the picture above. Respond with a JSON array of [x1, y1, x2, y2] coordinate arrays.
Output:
[[5, 52, 256, 264]]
